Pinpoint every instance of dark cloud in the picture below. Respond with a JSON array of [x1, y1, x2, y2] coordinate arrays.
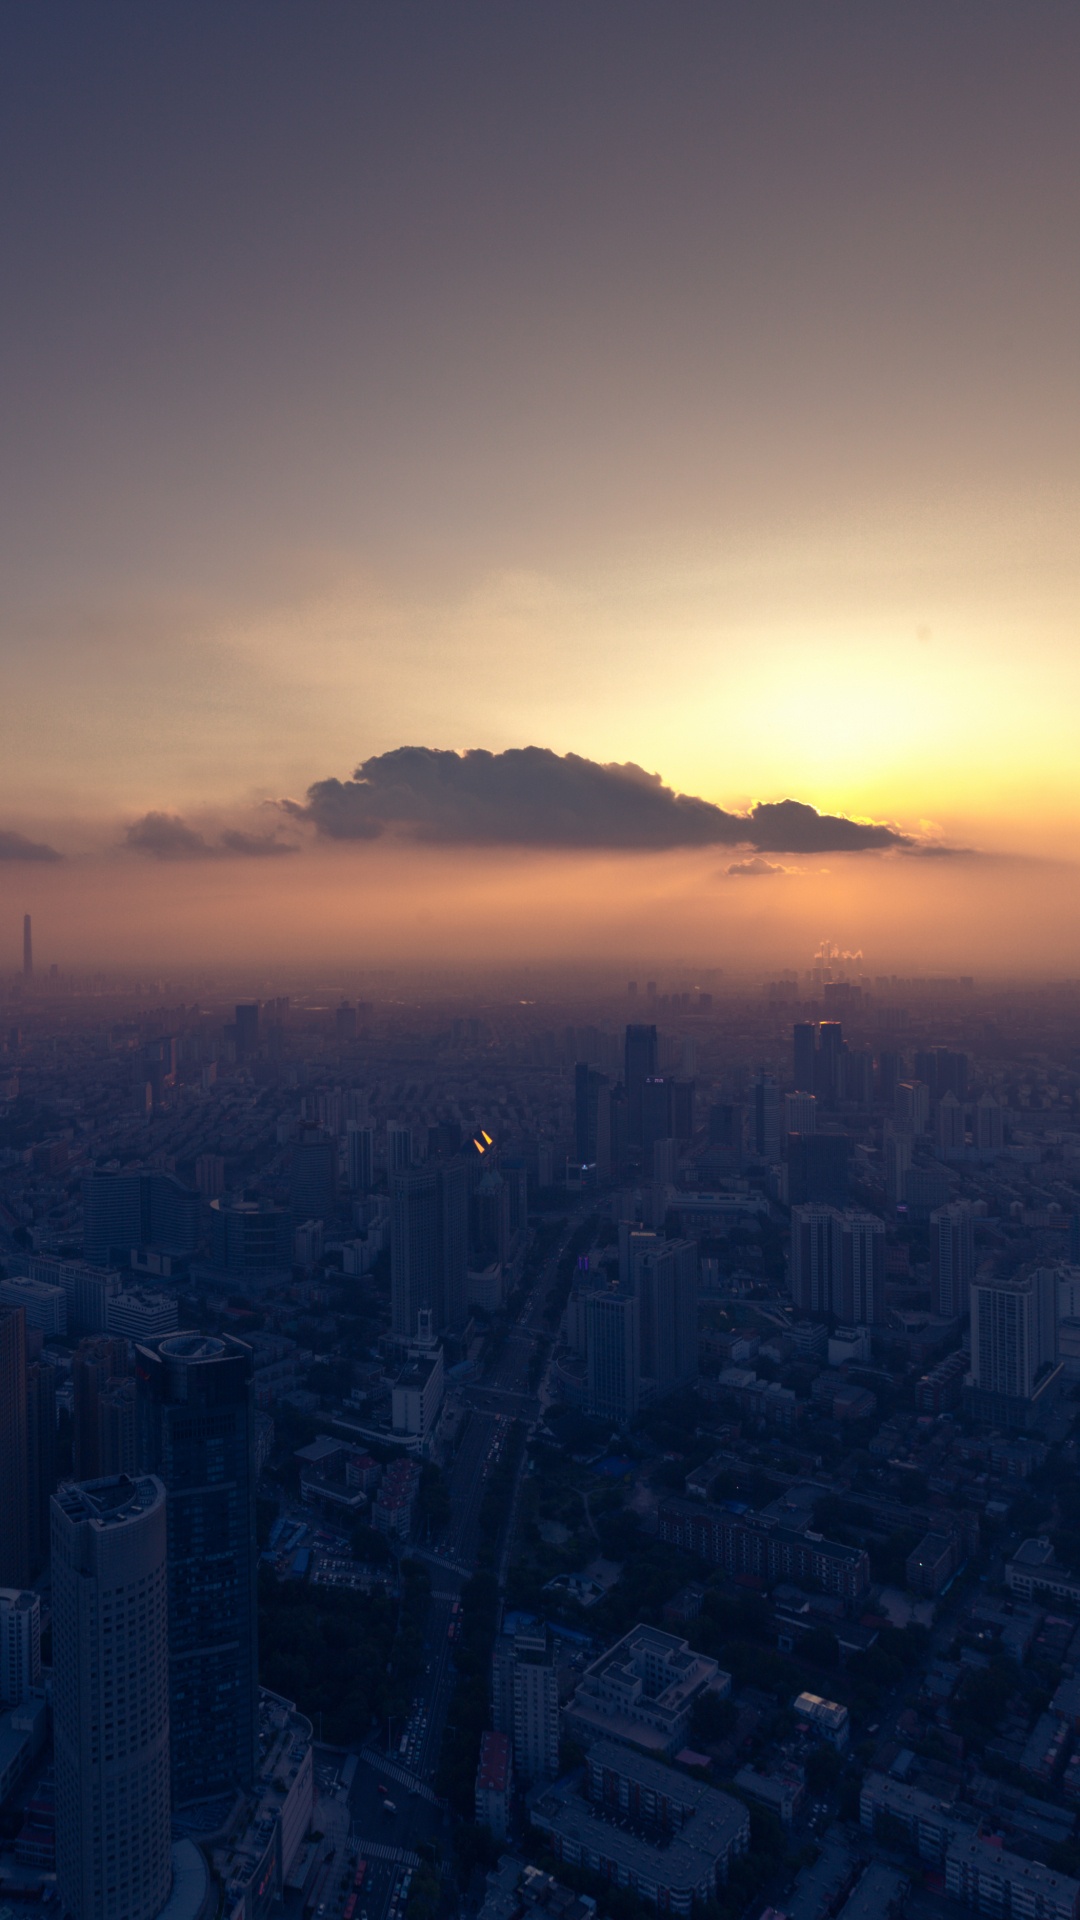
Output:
[[287, 747, 914, 853], [125, 812, 299, 860], [0, 828, 63, 862], [727, 856, 792, 877]]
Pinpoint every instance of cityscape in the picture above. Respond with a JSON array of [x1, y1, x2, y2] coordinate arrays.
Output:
[[2, 13, 1080, 1920]]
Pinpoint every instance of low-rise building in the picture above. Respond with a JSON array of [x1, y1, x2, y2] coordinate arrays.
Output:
[[860, 1773, 970, 1864], [793, 1692, 849, 1750], [0, 1273, 68, 1336], [476, 1730, 513, 1841], [531, 1740, 749, 1916], [563, 1624, 729, 1757], [106, 1286, 179, 1340], [658, 1499, 870, 1602], [734, 1765, 805, 1827], [945, 1834, 1080, 1920], [906, 1531, 962, 1597], [1007, 1540, 1080, 1609]]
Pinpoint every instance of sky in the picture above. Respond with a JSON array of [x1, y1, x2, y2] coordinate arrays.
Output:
[[1, 5, 1078, 971]]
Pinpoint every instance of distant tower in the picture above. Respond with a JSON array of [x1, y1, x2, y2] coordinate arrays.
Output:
[[22, 915, 32, 980]]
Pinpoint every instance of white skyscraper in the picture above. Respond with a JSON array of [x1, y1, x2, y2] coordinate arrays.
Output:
[[52, 1476, 171, 1920]]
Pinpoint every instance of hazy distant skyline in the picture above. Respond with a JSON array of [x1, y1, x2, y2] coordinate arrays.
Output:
[[2, 6, 1078, 965]]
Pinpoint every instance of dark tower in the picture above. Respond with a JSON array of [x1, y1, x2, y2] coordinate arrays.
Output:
[[135, 1332, 258, 1804], [22, 914, 32, 980], [624, 1024, 658, 1149]]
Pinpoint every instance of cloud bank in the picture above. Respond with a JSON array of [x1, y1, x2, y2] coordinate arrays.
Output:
[[286, 747, 913, 853], [0, 828, 63, 862], [125, 813, 300, 860]]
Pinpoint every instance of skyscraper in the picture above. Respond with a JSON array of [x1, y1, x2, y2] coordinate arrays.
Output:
[[52, 1475, 171, 1920], [793, 1022, 817, 1095], [73, 1337, 130, 1481], [346, 1123, 375, 1193], [815, 1022, 844, 1101], [753, 1071, 781, 1160], [632, 1238, 699, 1396], [586, 1286, 640, 1423], [22, 913, 32, 980], [786, 1131, 849, 1206], [789, 1206, 885, 1324], [0, 1587, 40, 1706], [574, 1063, 610, 1175], [492, 1622, 560, 1782], [390, 1161, 469, 1337], [970, 1269, 1057, 1403], [624, 1024, 658, 1149], [135, 1333, 257, 1804], [930, 1203, 975, 1320], [26, 1356, 57, 1575], [289, 1128, 337, 1224], [0, 1307, 29, 1589]]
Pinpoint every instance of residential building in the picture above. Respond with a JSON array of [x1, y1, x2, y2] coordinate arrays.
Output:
[[792, 1692, 849, 1749], [930, 1205, 975, 1320], [657, 1500, 870, 1601], [475, 1730, 513, 1841], [859, 1774, 970, 1864], [0, 1275, 66, 1337], [970, 1269, 1058, 1408], [52, 1475, 171, 1920], [946, 1835, 1079, 1920], [790, 1207, 885, 1325], [0, 1590, 40, 1706], [492, 1622, 560, 1782], [586, 1286, 641, 1423]]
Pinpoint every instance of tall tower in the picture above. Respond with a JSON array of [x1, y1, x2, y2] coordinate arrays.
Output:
[[22, 914, 32, 980], [135, 1333, 257, 1803], [52, 1475, 171, 1920], [624, 1024, 658, 1149]]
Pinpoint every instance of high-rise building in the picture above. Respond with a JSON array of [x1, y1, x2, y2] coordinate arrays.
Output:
[[290, 1128, 336, 1225], [784, 1091, 817, 1135], [346, 1123, 375, 1194], [816, 1023, 844, 1102], [82, 1171, 200, 1266], [753, 1072, 781, 1160], [786, 1131, 849, 1206], [574, 1064, 611, 1177], [625, 1024, 658, 1149], [492, 1622, 560, 1782], [0, 1307, 29, 1589], [22, 913, 32, 980], [789, 1207, 885, 1325], [895, 1080, 931, 1135], [642, 1076, 676, 1175], [936, 1091, 966, 1160], [194, 1153, 226, 1199], [876, 1050, 904, 1106], [884, 1126, 913, 1208], [209, 1198, 292, 1273], [632, 1239, 699, 1397], [975, 1094, 1005, 1153], [135, 1333, 258, 1804], [0, 1588, 40, 1706], [930, 1204, 976, 1320], [73, 1338, 131, 1481], [793, 1023, 817, 1096], [390, 1161, 469, 1337], [586, 1286, 640, 1423], [387, 1123, 413, 1173], [26, 1357, 56, 1574], [970, 1270, 1057, 1403], [52, 1475, 171, 1920], [234, 1002, 259, 1061]]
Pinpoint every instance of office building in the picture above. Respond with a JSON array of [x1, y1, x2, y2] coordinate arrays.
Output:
[[24, 1254, 121, 1333], [475, 1730, 512, 1841], [586, 1285, 641, 1422], [234, 1002, 259, 1061], [816, 1023, 844, 1102], [290, 1128, 336, 1225], [52, 1475, 171, 1920], [22, 913, 32, 980], [574, 1064, 611, 1179], [975, 1094, 1005, 1153], [346, 1123, 375, 1194], [625, 1024, 658, 1149], [970, 1269, 1058, 1406], [785, 1091, 817, 1135], [493, 1621, 560, 1781], [896, 1080, 931, 1134], [563, 1624, 727, 1757], [790, 1206, 885, 1324], [0, 1589, 40, 1706], [390, 1160, 469, 1337], [787, 1131, 849, 1206], [930, 1204, 975, 1319], [793, 1023, 817, 1096], [136, 1333, 258, 1804], [83, 1170, 200, 1266], [632, 1238, 699, 1397], [0, 1274, 66, 1336], [0, 1307, 29, 1589], [209, 1197, 292, 1273], [106, 1289, 179, 1341]]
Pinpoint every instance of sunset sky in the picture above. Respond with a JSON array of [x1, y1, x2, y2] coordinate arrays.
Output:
[[2, 6, 1078, 970]]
